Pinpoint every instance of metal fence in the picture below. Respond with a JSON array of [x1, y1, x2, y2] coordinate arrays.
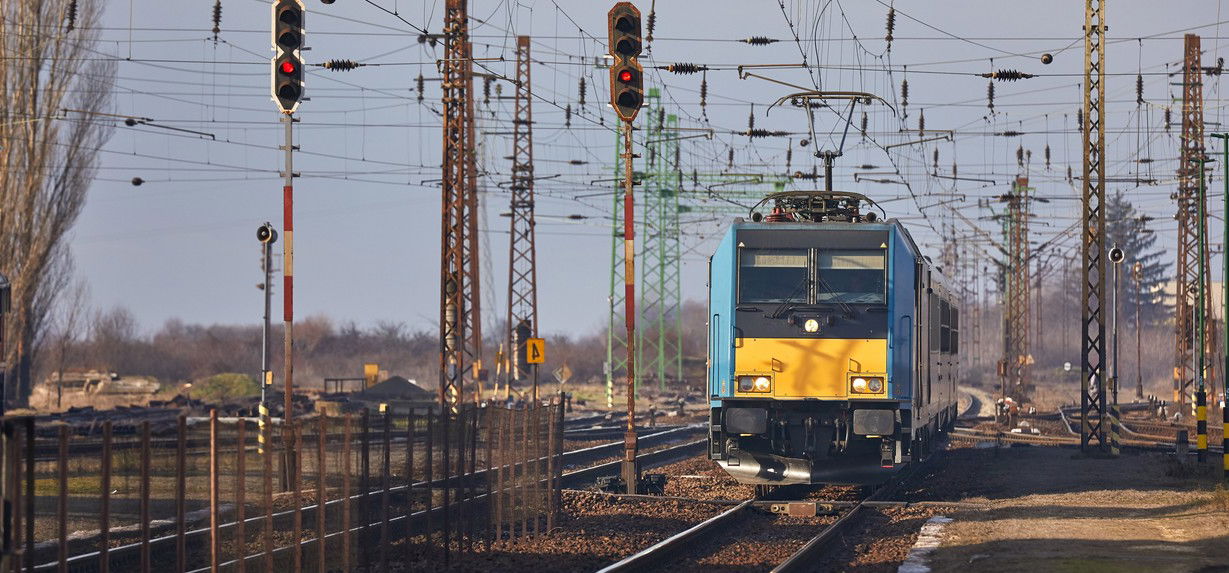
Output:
[[0, 395, 565, 572]]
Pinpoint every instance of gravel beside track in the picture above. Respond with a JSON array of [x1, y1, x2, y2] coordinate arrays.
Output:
[[393, 490, 726, 572], [668, 511, 839, 572]]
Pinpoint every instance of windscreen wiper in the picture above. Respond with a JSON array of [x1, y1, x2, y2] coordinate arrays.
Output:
[[769, 276, 811, 318]]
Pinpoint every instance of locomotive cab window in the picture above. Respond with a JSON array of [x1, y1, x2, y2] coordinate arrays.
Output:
[[739, 249, 809, 303], [816, 250, 886, 304]]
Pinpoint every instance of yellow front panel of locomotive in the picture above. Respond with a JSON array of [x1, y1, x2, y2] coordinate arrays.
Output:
[[734, 338, 888, 398]]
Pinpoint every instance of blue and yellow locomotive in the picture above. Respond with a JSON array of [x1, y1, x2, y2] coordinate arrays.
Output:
[[707, 191, 959, 486]]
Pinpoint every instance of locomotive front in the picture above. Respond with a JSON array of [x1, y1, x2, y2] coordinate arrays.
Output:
[[707, 192, 942, 486]]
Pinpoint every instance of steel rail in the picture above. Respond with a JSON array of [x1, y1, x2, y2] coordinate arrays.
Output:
[[34, 426, 705, 571], [595, 499, 754, 573], [772, 441, 937, 572], [185, 439, 711, 573]]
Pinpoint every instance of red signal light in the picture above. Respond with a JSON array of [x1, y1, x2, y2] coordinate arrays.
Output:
[[619, 70, 633, 82], [280, 60, 297, 74]]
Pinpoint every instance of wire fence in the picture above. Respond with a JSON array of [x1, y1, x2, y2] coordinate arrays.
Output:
[[0, 394, 565, 572]]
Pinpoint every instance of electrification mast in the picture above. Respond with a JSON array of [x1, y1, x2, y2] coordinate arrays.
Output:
[[439, 0, 481, 553], [507, 35, 540, 397], [1080, 0, 1109, 452], [1001, 177, 1032, 400], [639, 100, 683, 391], [1175, 34, 1210, 411]]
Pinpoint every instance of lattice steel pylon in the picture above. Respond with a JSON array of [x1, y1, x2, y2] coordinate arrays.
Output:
[[1001, 177, 1032, 399], [507, 36, 539, 387], [640, 103, 683, 391], [1080, 0, 1109, 451], [606, 89, 661, 406], [439, 0, 481, 413], [1174, 33, 1209, 410]]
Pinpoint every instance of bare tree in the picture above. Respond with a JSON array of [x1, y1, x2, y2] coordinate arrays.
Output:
[[0, 0, 115, 406], [48, 280, 88, 409]]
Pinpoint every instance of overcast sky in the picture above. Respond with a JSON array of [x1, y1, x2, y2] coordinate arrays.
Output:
[[70, 1, 1229, 337]]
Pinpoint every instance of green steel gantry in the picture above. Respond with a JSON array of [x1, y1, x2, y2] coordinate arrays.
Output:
[[604, 88, 792, 406]]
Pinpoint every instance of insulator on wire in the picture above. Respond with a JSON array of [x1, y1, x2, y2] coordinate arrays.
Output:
[[700, 72, 709, 119], [1067, 165, 1074, 184], [885, 7, 896, 44], [646, 9, 656, 45], [728, 147, 734, 169], [658, 108, 666, 133], [660, 63, 707, 75], [1044, 144, 1051, 169], [322, 60, 362, 71], [996, 130, 1022, 137], [1164, 107, 1172, 131], [1026, 149, 1032, 166], [987, 81, 995, 113], [1136, 73, 1144, 105], [747, 129, 789, 138], [1076, 108, 1083, 130], [416, 73, 425, 103], [980, 69, 1035, 81], [578, 77, 586, 108], [692, 169, 699, 186], [933, 148, 939, 171], [1016, 145, 1024, 167], [900, 78, 909, 109], [565, 104, 572, 128], [786, 142, 793, 173], [211, 1, 221, 41], [918, 109, 925, 136], [65, 0, 78, 32], [860, 111, 868, 138], [748, 105, 755, 132], [742, 36, 779, 45], [483, 76, 492, 106], [953, 162, 958, 178]]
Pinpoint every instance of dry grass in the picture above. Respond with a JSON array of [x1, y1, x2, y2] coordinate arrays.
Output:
[[1206, 483, 1229, 513]]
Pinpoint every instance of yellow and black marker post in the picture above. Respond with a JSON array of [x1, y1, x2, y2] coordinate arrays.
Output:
[[1196, 390, 1207, 463], [258, 403, 269, 456], [1223, 398, 1228, 479]]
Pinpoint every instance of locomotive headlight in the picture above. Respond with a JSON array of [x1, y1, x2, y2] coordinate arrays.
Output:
[[803, 318, 820, 333], [736, 375, 772, 393], [850, 376, 886, 394]]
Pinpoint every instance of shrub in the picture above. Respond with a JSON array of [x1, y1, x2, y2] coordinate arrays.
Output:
[[193, 373, 260, 402]]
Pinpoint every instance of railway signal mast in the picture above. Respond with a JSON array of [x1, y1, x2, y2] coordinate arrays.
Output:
[[257, 223, 278, 455], [609, 2, 644, 494], [271, 0, 304, 486]]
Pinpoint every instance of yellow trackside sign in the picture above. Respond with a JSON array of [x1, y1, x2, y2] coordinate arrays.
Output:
[[526, 338, 546, 364]]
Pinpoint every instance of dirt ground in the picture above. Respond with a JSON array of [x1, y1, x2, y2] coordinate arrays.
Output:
[[915, 444, 1229, 573]]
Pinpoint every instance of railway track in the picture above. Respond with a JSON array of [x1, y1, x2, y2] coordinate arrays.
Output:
[[33, 424, 706, 571], [184, 439, 711, 572], [599, 447, 931, 572], [950, 425, 1226, 454]]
